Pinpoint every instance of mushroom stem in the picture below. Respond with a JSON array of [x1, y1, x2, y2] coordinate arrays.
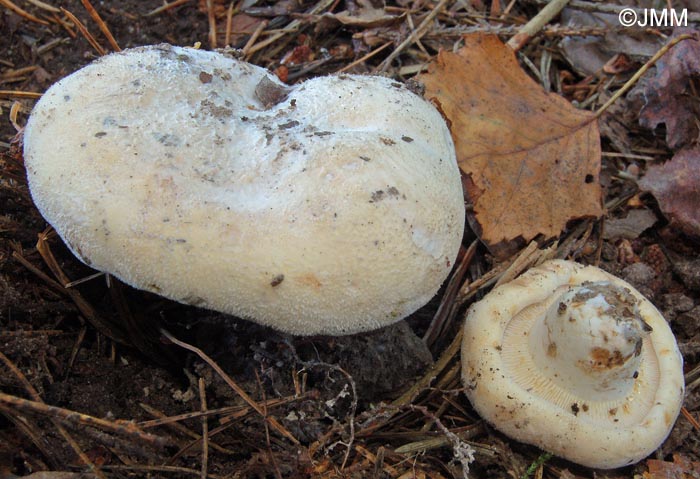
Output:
[[529, 282, 651, 402]]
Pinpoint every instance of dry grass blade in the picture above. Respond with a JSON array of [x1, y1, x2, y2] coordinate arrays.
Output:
[[160, 328, 300, 445], [80, 0, 121, 51]]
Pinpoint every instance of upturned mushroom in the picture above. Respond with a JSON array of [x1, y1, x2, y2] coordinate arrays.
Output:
[[23, 44, 465, 335], [461, 259, 684, 469]]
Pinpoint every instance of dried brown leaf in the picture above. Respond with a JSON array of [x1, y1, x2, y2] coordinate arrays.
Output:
[[639, 146, 700, 237], [644, 453, 700, 478], [639, 30, 700, 151], [419, 34, 602, 258]]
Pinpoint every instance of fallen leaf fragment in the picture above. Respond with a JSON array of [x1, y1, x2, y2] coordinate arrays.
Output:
[[559, 9, 663, 76], [603, 208, 657, 240], [639, 146, 700, 237], [644, 454, 700, 479], [418, 34, 602, 257], [639, 30, 700, 150]]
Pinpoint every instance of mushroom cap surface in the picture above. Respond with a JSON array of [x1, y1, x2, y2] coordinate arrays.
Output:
[[23, 44, 464, 335], [461, 259, 684, 469]]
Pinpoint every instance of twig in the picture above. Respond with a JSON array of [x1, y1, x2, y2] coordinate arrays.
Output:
[[0, 391, 170, 449], [144, 0, 194, 17], [60, 7, 107, 56], [25, 0, 61, 13], [80, 0, 121, 52], [595, 34, 696, 118], [224, 2, 235, 47], [206, 0, 217, 49], [506, 0, 570, 52], [160, 328, 300, 445], [244, 0, 335, 56], [198, 378, 209, 479], [241, 20, 269, 59], [0, 0, 49, 24], [0, 352, 107, 478], [407, 405, 475, 477], [423, 240, 478, 347], [0, 90, 42, 99], [681, 407, 700, 431], [376, 0, 450, 72], [100, 463, 226, 478], [392, 328, 463, 406], [255, 370, 283, 479], [34, 230, 130, 345], [139, 403, 236, 455], [336, 41, 392, 74], [0, 403, 60, 468]]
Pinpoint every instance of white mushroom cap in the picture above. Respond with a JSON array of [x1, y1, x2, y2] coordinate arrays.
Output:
[[23, 44, 464, 335], [461, 259, 684, 469]]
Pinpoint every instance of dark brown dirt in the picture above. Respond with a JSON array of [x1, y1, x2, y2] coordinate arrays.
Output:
[[1, 2, 699, 479]]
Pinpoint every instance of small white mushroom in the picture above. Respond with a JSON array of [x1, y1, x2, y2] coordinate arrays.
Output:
[[23, 44, 465, 335], [461, 259, 684, 469]]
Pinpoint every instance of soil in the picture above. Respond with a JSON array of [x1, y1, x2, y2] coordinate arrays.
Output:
[[1, 1, 699, 479]]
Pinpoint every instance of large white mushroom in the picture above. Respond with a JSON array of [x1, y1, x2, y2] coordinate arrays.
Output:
[[23, 44, 464, 335], [461, 259, 684, 469]]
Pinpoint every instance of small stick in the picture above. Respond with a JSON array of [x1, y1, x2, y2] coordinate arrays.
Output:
[[61, 7, 107, 56], [506, 0, 570, 52], [0, 352, 106, 478], [0, 329, 65, 336], [376, 0, 450, 72], [100, 463, 226, 478], [9, 101, 22, 131], [198, 378, 209, 479], [160, 328, 300, 445], [595, 34, 696, 118], [52, 13, 77, 37], [244, 0, 335, 56], [144, 0, 193, 17], [241, 20, 269, 59], [681, 407, 700, 431], [11, 250, 66, 295], [224, 2, 235, 47], [139, 403, 236, 455], [0, 90, 42, 99], [0, 391, 170, 448], [0, 0, 50, 24], [206, 0, 217, 49], [25, 0, 61, 13], [336, 41, 392, 73], [392, 328, 463, 406], [80, 0, 121, 51]]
